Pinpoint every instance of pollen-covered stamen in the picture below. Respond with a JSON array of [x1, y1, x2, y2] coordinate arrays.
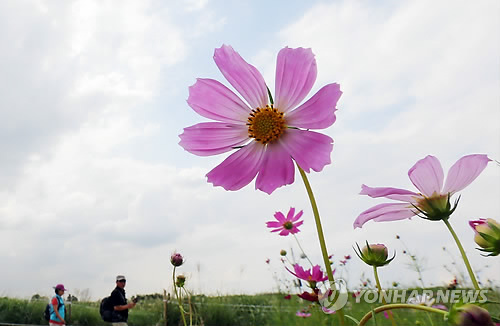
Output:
[[247, 105, 286, 144]]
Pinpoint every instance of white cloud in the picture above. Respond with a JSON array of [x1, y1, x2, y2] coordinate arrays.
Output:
[[0, 0, 498, 301]]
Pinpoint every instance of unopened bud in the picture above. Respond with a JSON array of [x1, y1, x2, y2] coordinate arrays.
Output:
[[354, 242, 395, 267], [170, 252, 184, 267], [175, 275, 186, 287], [280, 249, 287, 256], [469, 218, 500, 256], [449, 304, 494, 326]]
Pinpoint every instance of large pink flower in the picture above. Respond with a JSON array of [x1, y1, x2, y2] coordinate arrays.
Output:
[[354, 154, 490, 228], [266, 207, 304, 236], [179, 45, 342, 194]]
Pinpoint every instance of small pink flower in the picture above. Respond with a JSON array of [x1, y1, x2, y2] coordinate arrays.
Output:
[[322, 307, 336, 314], [265, 258, 270, 264], [354, 154, 490, 228], [344, 255, 351, 260], [297, 291, 319, 302], [179, 45, 342, 194], [296, 311, 312, 318], [432, 304, 448, 311], [287, 263, 329, 287], [283, 294, 291, 300], [383, 311, 390, 319], [266, 207, 304, 236]]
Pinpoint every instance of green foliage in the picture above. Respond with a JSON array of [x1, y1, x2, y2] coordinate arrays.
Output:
[[0, 290, 499, 326]]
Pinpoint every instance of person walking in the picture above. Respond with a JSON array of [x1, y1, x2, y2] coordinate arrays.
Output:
[[49, 284, 67, 326], [109, 275, 136, 326]]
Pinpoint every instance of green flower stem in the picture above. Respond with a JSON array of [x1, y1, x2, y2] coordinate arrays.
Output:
[[358, 304, 447, 326], [373, 266, 397, 326], [293, 234, 314, 267], [443, 218, 480, 290], [173, 266, 187, 326], [297, 165, 345, 325]]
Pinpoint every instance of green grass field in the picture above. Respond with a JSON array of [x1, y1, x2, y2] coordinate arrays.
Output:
[[1, 288, 499, 326]]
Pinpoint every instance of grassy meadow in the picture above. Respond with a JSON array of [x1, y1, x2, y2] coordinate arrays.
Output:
[[1, 288, 499, 326]]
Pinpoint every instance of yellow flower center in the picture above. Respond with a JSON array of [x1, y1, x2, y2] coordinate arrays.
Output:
[[247, 105, 286, 144]]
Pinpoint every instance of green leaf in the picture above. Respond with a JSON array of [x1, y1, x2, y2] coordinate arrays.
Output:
[[344, 314, 361, 325], [371, 309, 378, 326]]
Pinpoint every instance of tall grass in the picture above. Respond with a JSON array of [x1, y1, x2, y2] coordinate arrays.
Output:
[[0, 289, 498, 326]]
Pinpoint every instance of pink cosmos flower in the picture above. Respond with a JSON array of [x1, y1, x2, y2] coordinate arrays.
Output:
[[296, 311, 312, 318], [179, 45, 342, 194], [298, 290, 319, 302], [354, 154, 490, 228], [266, 207, 304, 236], [287, 263, 329, 283], [322, 307, 336, 314]]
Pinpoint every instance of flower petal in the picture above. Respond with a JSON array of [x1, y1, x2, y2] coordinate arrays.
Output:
[[286, 83, 341, 129], [443, 154, 491, 194], [214, 45, 268, 110], [287, 207, 296, 220], [187, 78, 251, 123], [408, 155, 444, 197], [275, 47, 317, 112], [273, 211, 286, 223], [291, 220, 304, 231], [206, 141, 265, 191], [279, 229, 290, 236], [179, 122, 249, 156], [279, 129, 333, 173], [353, 203, 415, 229], [255, 142, 295, 194], [291, 210, 303, 222], [266, 221, 282, 228], [360, 185, 420, 203]]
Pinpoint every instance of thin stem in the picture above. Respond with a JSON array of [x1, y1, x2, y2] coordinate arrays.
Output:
[[397, 238, 426, 288], [443, 218, 480, 290], [173, 267, 187, 326], [358, 304, 447, 326], [297, 165, 345, 325], [293, 234, 314, 267], [373, 266, 397, 326]]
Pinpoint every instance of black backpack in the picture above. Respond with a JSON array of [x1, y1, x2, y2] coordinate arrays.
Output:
[[100, 296, 113, 322], [44, 296, 63, 321]]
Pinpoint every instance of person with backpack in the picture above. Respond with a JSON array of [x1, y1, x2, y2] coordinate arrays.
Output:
[[49, 284, 67, 325], [107, 275, 136, 326]]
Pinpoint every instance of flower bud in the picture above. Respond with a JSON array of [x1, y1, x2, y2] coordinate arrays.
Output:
[[354, 242, 395, 267], [280, 249, 287, 256], [170, 252, 184, 267], [449, 304, 494, 326], [469, 218, 500, 256], [175, 275, 186, 287]]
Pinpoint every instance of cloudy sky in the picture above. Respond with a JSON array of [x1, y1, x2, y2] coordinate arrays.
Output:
[[0, 0, 499, 301]]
